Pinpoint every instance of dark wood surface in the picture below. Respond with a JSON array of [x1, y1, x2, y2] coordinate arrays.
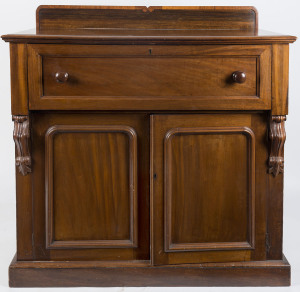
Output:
[[28, 44, 271, 111], [151, 113, 268, 265], [9, 254, 291, 287], [12, 116, 33, 259], [2, 29, 296, 45], [164, 127, 253, 250], [36, 6, 258, 32], [2, 5, 296, 287], [272, 44, 290, 115], [266, 115, 286, 259], [1, 7, 296, 45], [0, 6, 295, 45], [9, 44, 28, 115], [43, 56, 257, 97], [31, 113, 149, 261], [45, 125, 138, 249]]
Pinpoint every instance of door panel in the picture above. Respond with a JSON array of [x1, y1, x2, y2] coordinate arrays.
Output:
[[151, 113, 268, 265], [45, 125, 137, 249], [164, 127, 255, 252], [31, 113, 149, 261]]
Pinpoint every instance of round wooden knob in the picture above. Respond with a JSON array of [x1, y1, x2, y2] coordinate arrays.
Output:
[[232, 71, 246, 84], [55, 72, 69, 83]]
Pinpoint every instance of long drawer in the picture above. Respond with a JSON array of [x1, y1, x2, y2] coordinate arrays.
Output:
[[28, 44, 271, 110]]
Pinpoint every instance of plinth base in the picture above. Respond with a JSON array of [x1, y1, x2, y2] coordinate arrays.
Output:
[[9, 254, 290, 287]]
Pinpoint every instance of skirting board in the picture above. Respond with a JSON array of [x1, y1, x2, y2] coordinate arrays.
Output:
[[9, 254, 290, 287]]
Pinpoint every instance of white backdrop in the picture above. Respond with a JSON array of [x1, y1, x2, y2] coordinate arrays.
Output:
[[0, 1, 299, 291]]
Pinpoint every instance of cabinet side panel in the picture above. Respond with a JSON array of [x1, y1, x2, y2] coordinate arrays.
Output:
[[16, 165, 34, 260], [10, 44, 28, 115], [267, 174, 284, 260], [266, 116, 286, 260], [14, 115, 34, 260], [272, 44, 289, 115]]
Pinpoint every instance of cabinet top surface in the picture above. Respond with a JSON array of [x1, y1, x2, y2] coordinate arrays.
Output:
[[1, 6, 296, 44]]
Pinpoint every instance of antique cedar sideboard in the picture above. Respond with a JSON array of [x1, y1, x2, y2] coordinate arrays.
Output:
[[1, 6, 297, 287]]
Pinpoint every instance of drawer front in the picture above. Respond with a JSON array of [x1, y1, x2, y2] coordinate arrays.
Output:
[[28, 45, 271, 110]]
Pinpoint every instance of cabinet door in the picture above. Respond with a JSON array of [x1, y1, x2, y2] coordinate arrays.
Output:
[[31, 113, 149, 261], [151, 114, 268, 265]]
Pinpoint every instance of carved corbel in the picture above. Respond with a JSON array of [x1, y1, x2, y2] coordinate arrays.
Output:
[[268, 116, 286, 176], [12, 116, 31, 175]]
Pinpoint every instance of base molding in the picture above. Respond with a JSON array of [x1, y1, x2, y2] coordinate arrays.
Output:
[[9, 254, 291, 287]]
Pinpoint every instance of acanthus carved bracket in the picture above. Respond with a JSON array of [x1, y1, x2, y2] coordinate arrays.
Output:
[[12, 116, 31, 176], [268, 115, 286, 177]]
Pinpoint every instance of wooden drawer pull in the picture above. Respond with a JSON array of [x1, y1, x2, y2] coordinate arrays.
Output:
[[55, 72, 69, 83], [232, 71, 246, 83]]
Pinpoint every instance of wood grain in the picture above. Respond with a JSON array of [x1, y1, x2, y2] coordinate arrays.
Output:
[[9, 44, 28, 115], [12, 116, 34, 261], [43, 57, 257, 97], [9, 254, 291, 287], [36, 6, 258, 32], [2, 30, 296, 45], [250, 114, 269, 261], [272, 44, 290, 115], [2, 5, 296, 287], [267, 160, 284, 260], [1, 7, 295, 45], [31, 113, 149, 261], [45, 125, 138, 249], [151, 113, 268, 265], [266, 115, 286, 260], [164, 127, 255, 252], [28, 44, 271, 111]]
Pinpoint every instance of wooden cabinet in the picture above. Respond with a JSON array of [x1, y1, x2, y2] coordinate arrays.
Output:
[[1, 5, 296, 287]]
